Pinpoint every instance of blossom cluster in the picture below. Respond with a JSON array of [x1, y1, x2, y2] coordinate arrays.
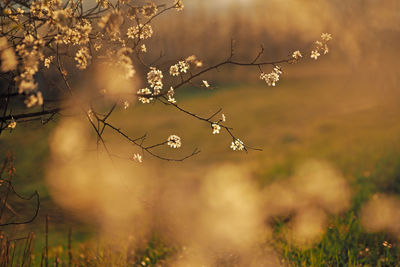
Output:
[[311, 33, 333, 60], [137, 54, 205, 105], [167, 87, 176, 103], [170, 61, 189, 76], [169, 55, 203, 76], [260, 66, 282, 87], [1, 0, 180, 111], [230, 139, 245, 151], [132, 153, 143, 163], [137, 67, 164, 104], [0, 0, 333, 159], [127, 24, 154, 40]]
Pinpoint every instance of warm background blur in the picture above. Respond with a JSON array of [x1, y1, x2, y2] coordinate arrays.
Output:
[[1, 0, 400, 265]]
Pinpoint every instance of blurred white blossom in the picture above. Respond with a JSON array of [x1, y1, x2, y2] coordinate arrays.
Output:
[[8, 119, 16, 129], [75, 47, 91, 69], [174, 0, 184, 11], [222, 114, 226, 122], [132, 153, 143, 163], [141, 2, 158, 18], [169, 64, 180, 76], [127, 24, 153, 40], [24, 92, 43, 108]]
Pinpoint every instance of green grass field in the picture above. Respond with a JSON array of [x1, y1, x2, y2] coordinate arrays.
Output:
[[1, 73, 400, 266]]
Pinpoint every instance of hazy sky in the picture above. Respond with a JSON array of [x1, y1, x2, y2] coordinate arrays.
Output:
[[186, 0, 251, 9]]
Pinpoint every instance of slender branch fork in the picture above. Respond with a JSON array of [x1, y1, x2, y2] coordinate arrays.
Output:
[[0, 1, 298, 162], [0, 154, 40, 227]]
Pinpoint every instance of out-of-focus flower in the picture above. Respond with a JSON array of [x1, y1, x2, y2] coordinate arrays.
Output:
[[174, 0, 184, 11], [98, 11, 123, 35], [323, 44, 329, 54], [127, 24, 153, 40], [123, 100, 130, 109], [194, 60, 203, 67], [222, 113, 226, 122], [75, 47, 91, 69], [24, 92, 43, 108], [87, 109, 94, 122], [315, 41, 323, 48], [321, 33, 332, 42], [44, 56, 54, 68], [169, 64, 179, 76], [274, 66, 282, 75], [1, 47, 17, 72], [141, 2, 158, 18], [8, 118, 16, 129], [382, 241, 392, 248], [202, 80, 210, 88], [185, 55, 197, 63], [132, 153, 142, 163], [96, 0, 109, 8]]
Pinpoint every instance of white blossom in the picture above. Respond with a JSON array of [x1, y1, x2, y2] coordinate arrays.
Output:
[[167, 87, 176, 103], [132, 153, 142, 163], [44, 56, 54, 68], [230, 139, 245, 151], [311, 50, 320, 60], [127, 24, 153, 40], [174, 0, 184, 11], [169, 64, 179, 76], [123, 100, 130, 109], [222, 113, 226, 122], [147, 67, 163, 94], [24, 92, 43, 108], [167, 135, 181, 148], [260, 71, 280, 86], [212, 123, 221, 134], [321, 33, 332, 42], [1, 46, 17, 72], [75, 47, 91, 69], [141, 2, 158, 18], [273, 66, 282, 75], [292, 50, 302, 60], [87, 109, 94, 122], [137, 88, 153, 104], [8, 118, 16, 129], [178, 60, 189, 73]]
